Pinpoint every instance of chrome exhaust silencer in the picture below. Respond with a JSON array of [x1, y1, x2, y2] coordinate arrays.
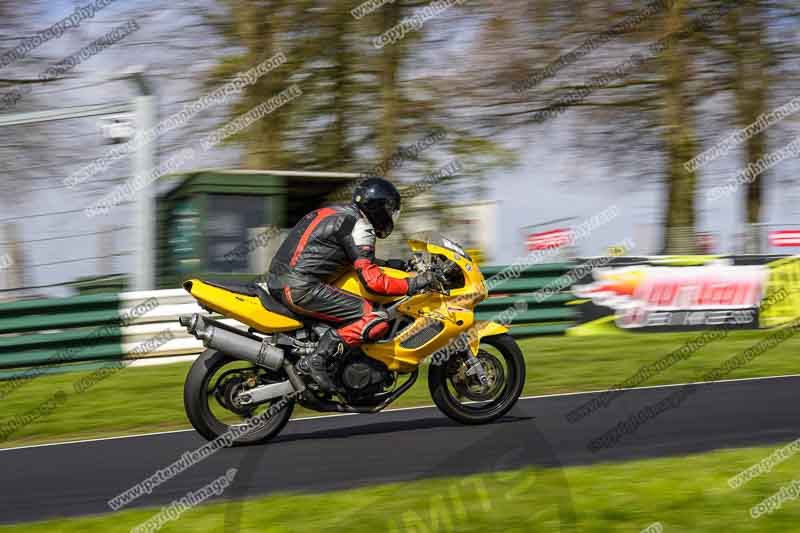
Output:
[[180, 314, 285, 371]]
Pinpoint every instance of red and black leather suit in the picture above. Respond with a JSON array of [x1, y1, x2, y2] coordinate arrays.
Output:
[[265, 204, 409, 346]]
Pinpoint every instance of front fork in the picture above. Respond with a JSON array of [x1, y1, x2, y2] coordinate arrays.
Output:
[[463, 322, 511, 389]]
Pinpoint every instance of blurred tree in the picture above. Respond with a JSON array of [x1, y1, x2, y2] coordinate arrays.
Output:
[[460, 0, 752, 253], [207, 0, 298, 169], [0, 0, 51, 205], [206, 0, 514, 204], [700, 0, 793, 248]]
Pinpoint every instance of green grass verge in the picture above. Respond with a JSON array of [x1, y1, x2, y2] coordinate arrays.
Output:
[[2, 329, 800, 448], [4, 442, 800, 532]]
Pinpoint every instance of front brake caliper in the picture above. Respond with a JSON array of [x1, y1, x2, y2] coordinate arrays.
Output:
[[464, 353, 489, 386]]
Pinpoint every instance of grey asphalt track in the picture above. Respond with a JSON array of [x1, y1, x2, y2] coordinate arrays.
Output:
[[1, 374, 798, 525]]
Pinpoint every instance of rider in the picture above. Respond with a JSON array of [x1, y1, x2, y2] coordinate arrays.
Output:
[[265, 177, 437, 390]]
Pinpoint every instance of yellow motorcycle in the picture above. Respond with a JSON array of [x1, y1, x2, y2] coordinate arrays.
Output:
[[179, 232, 525, 444]]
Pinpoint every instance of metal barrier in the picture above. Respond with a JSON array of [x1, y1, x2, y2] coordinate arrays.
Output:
[[479, 262, 577, 336], [0, 262, 578, 376]]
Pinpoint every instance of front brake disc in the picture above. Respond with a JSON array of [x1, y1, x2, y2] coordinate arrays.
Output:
[[449, 351, 505, 402]]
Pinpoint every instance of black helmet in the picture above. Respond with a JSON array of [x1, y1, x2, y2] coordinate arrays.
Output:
[[352, 177, 401, 239]]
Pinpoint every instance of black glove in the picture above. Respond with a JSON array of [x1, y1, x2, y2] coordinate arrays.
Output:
[[380, 258, 408, 271], [407, 271, 437, 295]]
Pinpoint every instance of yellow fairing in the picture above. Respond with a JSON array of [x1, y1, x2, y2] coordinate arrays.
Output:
[[361, 242, 491, 373], [468, 321, 510, 354], [184, 279, 303, 333]]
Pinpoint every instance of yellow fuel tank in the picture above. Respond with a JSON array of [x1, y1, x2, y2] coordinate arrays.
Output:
[[330, 268, 410, 305]]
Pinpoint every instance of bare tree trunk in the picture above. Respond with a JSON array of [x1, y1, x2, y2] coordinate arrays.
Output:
[[661, 0, 698, 253], [732, 3, 769, 232], [379, 3, 401, 174], [330, 5, 354, 166], [230, 0, 288, 170]]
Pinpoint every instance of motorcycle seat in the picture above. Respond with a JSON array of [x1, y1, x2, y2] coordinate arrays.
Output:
[[200, 278, 259, 296], [199, 278, 305, 322], [255, 286, 305, 322]]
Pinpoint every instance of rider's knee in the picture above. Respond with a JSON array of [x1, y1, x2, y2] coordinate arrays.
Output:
[[362, 311, 390, 342], [338, 310, 390, 346]]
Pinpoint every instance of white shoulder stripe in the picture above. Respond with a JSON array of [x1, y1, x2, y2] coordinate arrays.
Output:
[[352, 216, 376, 247]]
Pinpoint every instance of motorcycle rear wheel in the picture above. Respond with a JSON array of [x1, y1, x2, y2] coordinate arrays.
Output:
[[184, 349, 295, 445], [428, 334, 525, 425]]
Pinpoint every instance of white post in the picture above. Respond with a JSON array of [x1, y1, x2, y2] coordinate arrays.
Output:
[[0, 224, 8, 293], [98, 225, 114, 276], [132, 89, 156, 290]]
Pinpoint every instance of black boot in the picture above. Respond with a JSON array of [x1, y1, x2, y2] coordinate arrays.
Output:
[[297, 329, 345, 392]]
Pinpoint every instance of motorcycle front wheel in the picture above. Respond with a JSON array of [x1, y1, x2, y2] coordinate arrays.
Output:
[[428, 334, 525, 425]]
